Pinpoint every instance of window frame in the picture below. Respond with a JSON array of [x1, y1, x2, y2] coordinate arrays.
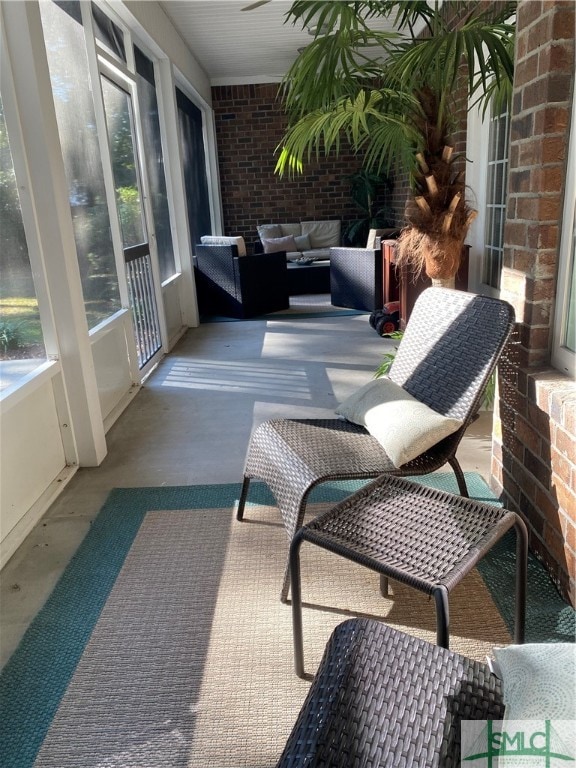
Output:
[[551, 94, 576, 379]]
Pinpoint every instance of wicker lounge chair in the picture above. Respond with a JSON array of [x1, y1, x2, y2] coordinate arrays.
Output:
[[237, 288, 516, 602], [276, 618, 505, 767]]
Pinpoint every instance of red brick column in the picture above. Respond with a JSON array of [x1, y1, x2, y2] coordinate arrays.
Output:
[[494, 0, 575, 604]]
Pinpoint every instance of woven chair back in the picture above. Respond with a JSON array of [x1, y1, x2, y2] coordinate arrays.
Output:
[[389, 287, 515, 422]]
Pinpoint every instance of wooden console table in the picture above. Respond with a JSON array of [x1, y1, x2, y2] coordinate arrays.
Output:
[[382, 241, 470, 327]]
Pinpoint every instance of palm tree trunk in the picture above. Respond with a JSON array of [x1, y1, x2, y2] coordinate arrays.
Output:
[[431, 277, 455, 289]]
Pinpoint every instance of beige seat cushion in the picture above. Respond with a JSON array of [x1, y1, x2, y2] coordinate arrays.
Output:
[[301, 220, 341, 249], [279, 223, 303, 238], [200, 235, 247, 256]]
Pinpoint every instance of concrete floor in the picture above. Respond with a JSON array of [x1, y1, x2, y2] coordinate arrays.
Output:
[[0, 297, 494, 667]]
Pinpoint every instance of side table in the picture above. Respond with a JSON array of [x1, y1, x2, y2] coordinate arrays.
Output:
[[289, 473, 528, 678]]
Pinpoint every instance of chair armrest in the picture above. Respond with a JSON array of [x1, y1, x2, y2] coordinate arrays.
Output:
[[236, 251, 286, 269]]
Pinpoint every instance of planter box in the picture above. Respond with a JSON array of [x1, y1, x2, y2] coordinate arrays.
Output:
[[382, 241, 470, 327]]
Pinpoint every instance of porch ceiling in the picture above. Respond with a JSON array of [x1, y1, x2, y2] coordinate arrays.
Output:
[[158, 0, 398, 86]]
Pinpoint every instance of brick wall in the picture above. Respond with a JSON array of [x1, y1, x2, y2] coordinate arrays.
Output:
[[211, 83, 393, 247], [494, 0, 575, 605]]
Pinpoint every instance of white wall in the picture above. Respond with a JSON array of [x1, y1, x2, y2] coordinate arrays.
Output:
[[0, 0, 215, 566]]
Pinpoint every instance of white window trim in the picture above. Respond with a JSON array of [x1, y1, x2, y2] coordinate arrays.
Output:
[[551, 95, 576, 379]]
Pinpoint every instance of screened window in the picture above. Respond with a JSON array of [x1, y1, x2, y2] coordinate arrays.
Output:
[[91, 2, 126, 62], [40, 0, 121, 330], [176, 88, 212, 250], [552, 94, 576, 377], [135, 46, 176, 282], [0, 93, 47, 389], [482, 107, 510, 289], [101, 76, 146, 249]]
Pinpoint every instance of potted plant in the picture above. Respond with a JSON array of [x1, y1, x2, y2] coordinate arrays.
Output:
[[276, 0, 515, 288], [343, 168, 395, 246]]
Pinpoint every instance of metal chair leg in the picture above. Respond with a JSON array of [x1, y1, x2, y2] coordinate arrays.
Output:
[[289, 534, 306, 678], [434, 585, 450, 649], [514, 516, 529, 644], [380, 574, 389, 596], [280, 561, 291, 604], [448, 457, 469, 497], [236, 476, 251, 521]]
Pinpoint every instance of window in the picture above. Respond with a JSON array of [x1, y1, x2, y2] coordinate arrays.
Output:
[[552, 96, 576, 378], [40, 0, 121, 330], [176, 88, 212, 250], [0, 93, 47, 389], [482, 107, 510, 290], [135, 46, 176, 282]]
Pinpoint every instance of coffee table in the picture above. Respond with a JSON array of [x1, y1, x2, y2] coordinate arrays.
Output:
[[287, 260, 330, 295]]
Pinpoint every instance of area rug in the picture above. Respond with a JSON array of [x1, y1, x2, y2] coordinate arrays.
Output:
[[1, 474, 573, 768]]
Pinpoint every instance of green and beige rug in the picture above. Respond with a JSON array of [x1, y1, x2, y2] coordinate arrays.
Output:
[[1, 475, 573, 767]]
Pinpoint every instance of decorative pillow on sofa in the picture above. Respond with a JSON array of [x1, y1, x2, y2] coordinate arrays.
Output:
[[493, 643, 576, 720], [257, 224, 283, 241], [294, 233, 312, 251], [262, 235, 298, 254], [335, 377, 462, 467], [200, 235, 247, 257]]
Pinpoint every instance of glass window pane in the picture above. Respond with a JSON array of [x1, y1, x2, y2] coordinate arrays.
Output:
[[91, 3, 126, 62], [482, 107, 510, 290], [0, 94, 47, 390], [176, 89, 212, 249], [40, 0, 122, 330], [101, 77, 146, 249], [134, 46, 176, 282]]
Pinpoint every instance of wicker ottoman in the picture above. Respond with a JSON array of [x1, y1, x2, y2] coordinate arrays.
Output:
[[289, 474, 527, 677]]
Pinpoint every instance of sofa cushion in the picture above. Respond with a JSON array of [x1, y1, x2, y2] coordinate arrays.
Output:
[[301, 220, 341, 249], [279, 223, 303, 238], [262, 235, 297, 254], [257, 224, 283, 241], [493, 642, 576, 720], [200, 235, 247, 257]]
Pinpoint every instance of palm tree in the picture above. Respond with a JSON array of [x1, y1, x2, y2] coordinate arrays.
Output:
[[277, 0, 515, 286]]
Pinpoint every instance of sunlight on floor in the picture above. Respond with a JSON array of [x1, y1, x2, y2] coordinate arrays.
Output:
[[158, 357, 313, 398]]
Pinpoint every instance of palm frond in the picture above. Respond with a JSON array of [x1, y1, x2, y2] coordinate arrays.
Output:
[[276, 89, 419, 177]]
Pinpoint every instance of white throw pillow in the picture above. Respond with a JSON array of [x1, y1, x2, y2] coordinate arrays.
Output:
[[335, 377, 462, 467], [493, 643, 576, 720], [200, 235, 247, 257], [262, 235, 297, 254]]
